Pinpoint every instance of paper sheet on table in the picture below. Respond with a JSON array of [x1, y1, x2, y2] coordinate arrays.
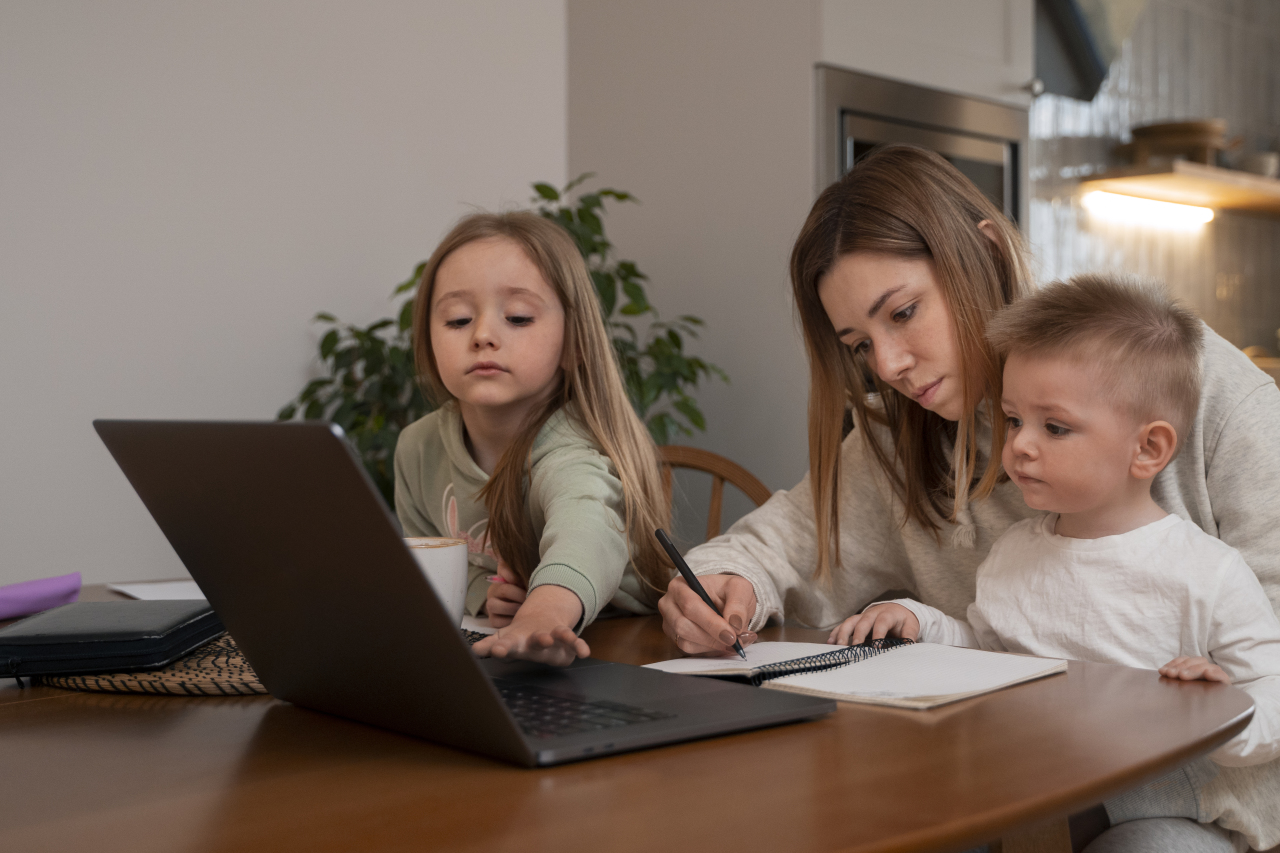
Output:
[[643, 641, 838, 675], [767, 643, 1066, 708], [108, 580, 207, 601]]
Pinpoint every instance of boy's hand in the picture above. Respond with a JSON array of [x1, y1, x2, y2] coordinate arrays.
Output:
[[827, 603, 920, 646], [1159, 656, 1230, 684], [483, 562, 525, 627], [473, 584, 589, 666]]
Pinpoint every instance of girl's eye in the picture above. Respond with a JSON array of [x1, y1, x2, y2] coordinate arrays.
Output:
[[507, 315, 534, 327], [852, 340, 871, 355], [891, 303, 917, 323], [443, 318, 471, 329], [1045, 422, 1071, 437], [1006, 416, 1022, 430]]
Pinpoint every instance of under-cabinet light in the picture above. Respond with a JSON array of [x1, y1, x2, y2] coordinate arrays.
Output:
[[1081, 191, 1214, 229]]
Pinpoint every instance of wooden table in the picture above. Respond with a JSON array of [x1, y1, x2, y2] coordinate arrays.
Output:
[[0, 586, 1252, 853]]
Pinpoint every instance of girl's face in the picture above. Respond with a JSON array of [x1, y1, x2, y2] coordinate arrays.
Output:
[[430, 237, 566, 421], [818, 252, 964, 421]]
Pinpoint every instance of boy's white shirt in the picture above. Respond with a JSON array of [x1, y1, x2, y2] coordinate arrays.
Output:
[[890, 513, 1280, 766], [891, 507, 1280, 850]]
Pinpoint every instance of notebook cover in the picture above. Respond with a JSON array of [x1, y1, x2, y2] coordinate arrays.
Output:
[[0, 600, 225, 676]]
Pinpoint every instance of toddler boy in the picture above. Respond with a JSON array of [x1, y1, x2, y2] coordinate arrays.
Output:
[[833, 275, 1280, 852]]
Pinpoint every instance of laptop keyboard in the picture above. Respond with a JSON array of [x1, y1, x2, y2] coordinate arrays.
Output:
[[496, 682, 674, 740]]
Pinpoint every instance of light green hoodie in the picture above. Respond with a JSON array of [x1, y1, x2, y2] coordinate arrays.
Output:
[[393, 404, 655, 628]]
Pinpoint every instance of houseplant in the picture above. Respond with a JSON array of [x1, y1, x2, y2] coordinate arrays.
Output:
[[278, 175, 726, 506]]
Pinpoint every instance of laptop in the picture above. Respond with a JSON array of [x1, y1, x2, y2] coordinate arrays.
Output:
[[93, 420, 835, 766]]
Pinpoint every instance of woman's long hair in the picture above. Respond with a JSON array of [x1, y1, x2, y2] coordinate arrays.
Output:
[[412, 212, 672, 595], [791, 145, 1030, 581]]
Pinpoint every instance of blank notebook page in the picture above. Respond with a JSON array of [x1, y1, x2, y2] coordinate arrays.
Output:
[[774, 643, 1064, 699], [643, 642, 837, 675]]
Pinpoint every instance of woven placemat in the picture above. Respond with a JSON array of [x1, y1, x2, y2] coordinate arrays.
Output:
[[38, 635, 267, 696]]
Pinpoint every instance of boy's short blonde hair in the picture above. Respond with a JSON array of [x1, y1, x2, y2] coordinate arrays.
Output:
[[986, 274, 1204, 452]]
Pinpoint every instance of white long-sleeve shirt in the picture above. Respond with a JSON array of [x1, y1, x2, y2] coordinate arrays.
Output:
[[889, 512, 1280, 849]]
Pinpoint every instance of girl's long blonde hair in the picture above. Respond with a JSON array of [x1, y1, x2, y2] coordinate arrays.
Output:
[[412, 212, 672, 596], [791, 145, 1031, 581]]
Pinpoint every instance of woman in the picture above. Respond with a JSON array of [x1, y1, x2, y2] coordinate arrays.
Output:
[[659, 144, 1280, 851], [658, 143, 1280, 664]]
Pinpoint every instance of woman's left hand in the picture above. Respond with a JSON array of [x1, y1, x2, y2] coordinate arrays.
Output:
[[472, 585, 589, 666]]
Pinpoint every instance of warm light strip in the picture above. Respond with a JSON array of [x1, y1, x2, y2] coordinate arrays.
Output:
[[1081, 191, 1214, 229]]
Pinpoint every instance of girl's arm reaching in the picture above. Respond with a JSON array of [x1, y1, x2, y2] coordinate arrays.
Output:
[[472, 584, 590, 666]]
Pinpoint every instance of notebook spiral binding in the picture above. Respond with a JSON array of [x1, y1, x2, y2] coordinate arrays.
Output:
[[747, 637, 914, 687]]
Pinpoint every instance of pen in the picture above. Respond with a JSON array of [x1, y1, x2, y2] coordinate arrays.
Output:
[[485, 575, 507, 584], [655, 528, 748, 660]]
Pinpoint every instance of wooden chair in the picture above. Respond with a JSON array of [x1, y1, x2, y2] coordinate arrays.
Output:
[[658, 446, 772, 543]]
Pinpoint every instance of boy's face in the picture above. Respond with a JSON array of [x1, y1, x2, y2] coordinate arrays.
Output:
[[1000, 351, 1149, 516]]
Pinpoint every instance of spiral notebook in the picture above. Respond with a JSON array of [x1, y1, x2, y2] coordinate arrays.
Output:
[[645, 640, 1067, 709]]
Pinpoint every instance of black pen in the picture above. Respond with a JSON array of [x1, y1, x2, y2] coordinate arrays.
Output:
[[655, 528, 748, 660]]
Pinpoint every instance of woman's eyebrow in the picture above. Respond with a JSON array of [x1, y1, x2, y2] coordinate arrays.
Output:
[[866, 285, 907, 319]]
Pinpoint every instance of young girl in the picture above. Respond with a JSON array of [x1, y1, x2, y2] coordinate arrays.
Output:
[[394, 211, 671, 666]]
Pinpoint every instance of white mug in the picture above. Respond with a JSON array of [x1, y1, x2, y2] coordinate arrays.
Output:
[[404, 538, 469, 626]]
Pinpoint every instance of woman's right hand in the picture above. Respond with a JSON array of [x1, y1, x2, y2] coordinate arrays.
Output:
[[658, 573, 758, 656]]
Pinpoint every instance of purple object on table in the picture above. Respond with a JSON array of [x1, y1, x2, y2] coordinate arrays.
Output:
[[0, 572, 82, 621]]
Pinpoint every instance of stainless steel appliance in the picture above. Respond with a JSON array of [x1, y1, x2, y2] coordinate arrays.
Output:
[[816, 66, 1029, 225]]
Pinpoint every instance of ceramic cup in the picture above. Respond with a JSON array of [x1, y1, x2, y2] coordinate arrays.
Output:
[[404, 538, 469, 626]]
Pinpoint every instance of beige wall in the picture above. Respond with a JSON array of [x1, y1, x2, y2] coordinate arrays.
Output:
[[568, 0, 819, 524], [0, 1, 567, 586]]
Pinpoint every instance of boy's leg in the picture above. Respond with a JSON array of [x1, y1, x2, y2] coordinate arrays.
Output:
[[1081, 818, 1234, 853]]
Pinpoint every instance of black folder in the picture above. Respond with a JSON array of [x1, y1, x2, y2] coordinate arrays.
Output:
[[0, 600, 224, 677]]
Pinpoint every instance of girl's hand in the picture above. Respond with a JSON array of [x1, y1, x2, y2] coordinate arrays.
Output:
[[658, 573, 758, 656], [827, 603, 920, 646], [484, 562, 526, 628], [473, 585, 589, 666], [1159, 656, 1230, 684]]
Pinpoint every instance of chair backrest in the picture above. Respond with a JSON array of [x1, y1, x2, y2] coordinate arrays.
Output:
[[658, 446, 772, 543]]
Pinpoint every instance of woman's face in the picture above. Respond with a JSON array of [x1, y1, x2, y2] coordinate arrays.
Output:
[[818, 252, 964, 421]]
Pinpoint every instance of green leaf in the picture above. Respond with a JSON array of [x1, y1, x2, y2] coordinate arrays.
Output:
[[674, 397, 707, 431], [314, 311, 337, 323], [299, 377, 333, 402], [393, 260, 427, 295], [277, 403, 297, 421], [578, 207, 603, 236], [320, 329, 340, 359], [592, 270, 617, 317], [533, 182, 560, 201], [564, 172, 596, 193], [616, 260, 647, 281], [621, 280, 650, 312], [398, 298, 415, 332]]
